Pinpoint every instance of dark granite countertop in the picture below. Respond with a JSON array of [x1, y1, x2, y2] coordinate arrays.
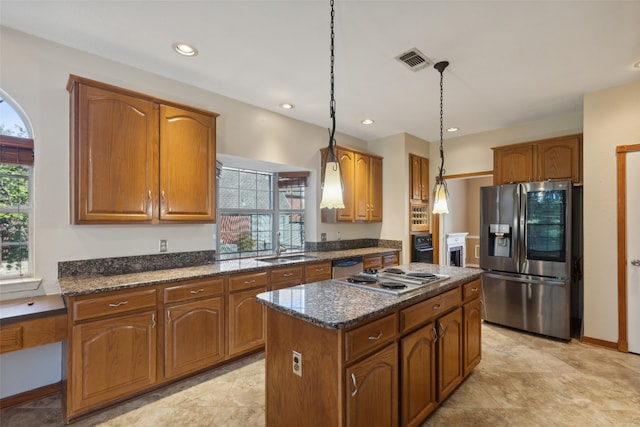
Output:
[[256, 263, 482, 330], [58, 247, 400, 297]]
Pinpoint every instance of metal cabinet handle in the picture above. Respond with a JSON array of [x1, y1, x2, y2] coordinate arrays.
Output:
[[151, 313, 156, 328], [438, 321, 446, 339], [189, 288, 205, 294], [432, 304, 441, 310], [470, 287, 478, 292], [284, 273, 293, 277], [631, 259, 640, 266], [315, 268, 324, 272], [108, 301, 128, 308], [351, 373, 359, 397], [432, 325, 438, 343], [167, 310, 172, 324], [368, 331, 382, 340], [244, 279, 256, 284]]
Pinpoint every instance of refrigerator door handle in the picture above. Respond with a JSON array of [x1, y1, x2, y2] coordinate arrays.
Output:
[[484, 272, 567, 287], [520, 184, 528, 273]]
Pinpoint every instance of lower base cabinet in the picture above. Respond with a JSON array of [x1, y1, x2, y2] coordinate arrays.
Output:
[[346, 343, 398, 427], [401, 323, 436, 427], [164, 297, 225, 378], [228, 287, 266, 356], [69, 310, 158, 414], [463, 296, 482, 375], [436, 307, 463, 402]]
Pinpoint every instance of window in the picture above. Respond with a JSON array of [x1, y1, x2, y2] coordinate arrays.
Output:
[[0, 92, 34, 280], [217, 167, 307, 259]]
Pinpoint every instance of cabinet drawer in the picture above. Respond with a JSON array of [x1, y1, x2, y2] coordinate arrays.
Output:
[[363, 254, 382, 270], [229, 271, 268, 292], [345, 314, 397, 362], [72, 288, 157, 322], [400, 287, 461, 334], [382, 252, 399, 267], [462, 279, 481, 302], [304, 262, 332, 282], [163, 277, 226, 304], [270, 266, 303, 286]]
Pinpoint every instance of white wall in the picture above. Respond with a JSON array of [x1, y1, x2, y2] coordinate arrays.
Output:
[[583, 80, 640, 343]]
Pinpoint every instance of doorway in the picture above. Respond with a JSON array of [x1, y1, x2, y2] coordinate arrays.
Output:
[[617, 144, 640, 354]]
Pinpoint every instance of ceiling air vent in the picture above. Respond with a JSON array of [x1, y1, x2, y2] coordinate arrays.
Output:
[[395, 48, 432, 72]]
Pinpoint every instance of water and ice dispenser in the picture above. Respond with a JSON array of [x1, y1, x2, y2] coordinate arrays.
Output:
[[488, 224, 512, 258]]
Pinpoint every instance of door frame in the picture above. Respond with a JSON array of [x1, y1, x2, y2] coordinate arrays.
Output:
[[616, 143, 640, 352]]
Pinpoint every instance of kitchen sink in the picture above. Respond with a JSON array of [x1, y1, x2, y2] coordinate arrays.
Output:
[[257, 254, 318, 264]]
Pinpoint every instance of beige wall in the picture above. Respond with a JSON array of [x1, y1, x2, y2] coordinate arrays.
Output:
[[583, 79, 640, 343]]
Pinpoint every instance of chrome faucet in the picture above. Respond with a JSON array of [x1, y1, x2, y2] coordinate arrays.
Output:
[[275, 231, 287, 257]]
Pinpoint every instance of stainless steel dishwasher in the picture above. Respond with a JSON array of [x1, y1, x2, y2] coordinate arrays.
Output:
[[331, 256, 364, 278]]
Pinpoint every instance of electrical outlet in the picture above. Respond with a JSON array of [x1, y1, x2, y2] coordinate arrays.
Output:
[[159, 239, 168, 252], [292, 351, 302, 377], [337, 232, 341, 241], [321, 233, 327, 242]]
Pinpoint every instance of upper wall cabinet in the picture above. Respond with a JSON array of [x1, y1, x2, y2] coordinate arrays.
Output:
[[409, 154, 429, 202], [321, 145, 383, 223], [68, 76, 218, 224], [492, 133, 582, 185]]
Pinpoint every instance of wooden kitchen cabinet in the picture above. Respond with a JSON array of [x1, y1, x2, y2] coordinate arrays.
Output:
[[436, 307, 463, 402], [346, 343, 399, 427], [492, 133, 582, 185], [321, 145, 383, 223], [364, 251, 399, 270], [409, 154, 429, 202], [401, 323, 437, 427], [68, 75, 218, 224], [66, 287, 158, 419], [270, 265, 304, 291], [228, 272, 268, 356], [304, 261, 332, 283], [163, 278, 226, 379], [462, 280, 482, 376]]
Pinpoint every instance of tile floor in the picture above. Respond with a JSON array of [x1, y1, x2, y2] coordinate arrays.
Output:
[[1, 323, 639, 426]]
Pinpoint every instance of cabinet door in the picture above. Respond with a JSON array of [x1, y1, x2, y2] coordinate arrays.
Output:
[[165, 297, 225, 379], [159, 105, 216, 222], [346, 343, 398, 427], [363, 254, 382, 270], [401, 323, 437, 427], [536, 136, 581, 183], [369, 156, 383, 222], [493, 145, 534, 184], [463, 298, 482, 376], [410, 154, 423, 200], [228, 287, 266, 356], [337, 148, 356, 221], [354, 153, 370, 221], [70, 310, 157, 413], [71, 83, 157, 223], [420, 157, 429, 200], [436, 307, 463, 402]]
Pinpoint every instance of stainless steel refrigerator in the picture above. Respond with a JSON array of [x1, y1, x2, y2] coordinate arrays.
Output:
[[480, 180, 572, 340]]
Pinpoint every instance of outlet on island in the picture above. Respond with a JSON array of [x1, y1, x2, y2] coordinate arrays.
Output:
[[159, 239, 168, 252], [292, 350, 302, 377]]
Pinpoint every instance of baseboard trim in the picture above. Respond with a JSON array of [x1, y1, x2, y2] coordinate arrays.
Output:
[[582, 336, 618, 351], [0, 382, 61, 409]]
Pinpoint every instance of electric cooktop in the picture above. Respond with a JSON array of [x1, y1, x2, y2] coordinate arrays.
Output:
[[333, 267, 450, 296]]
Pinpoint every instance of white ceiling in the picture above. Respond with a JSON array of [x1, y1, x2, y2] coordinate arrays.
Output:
[[2, 0, 639, 143]]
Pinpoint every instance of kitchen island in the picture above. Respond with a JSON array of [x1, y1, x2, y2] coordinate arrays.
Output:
[[257, 263, 482, 427]]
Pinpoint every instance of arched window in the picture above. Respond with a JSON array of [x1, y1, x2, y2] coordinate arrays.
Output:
[[0, 90, 34, 280]]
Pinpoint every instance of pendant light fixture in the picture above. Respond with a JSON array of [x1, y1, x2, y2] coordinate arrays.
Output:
[[432, 60, 450, 215], [319, 0, 345, 209]]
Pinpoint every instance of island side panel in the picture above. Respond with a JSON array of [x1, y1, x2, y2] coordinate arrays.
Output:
[[265, 309, 344, 427]]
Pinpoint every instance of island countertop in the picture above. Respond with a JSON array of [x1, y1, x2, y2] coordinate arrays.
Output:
[[256, 263, 482, 329]]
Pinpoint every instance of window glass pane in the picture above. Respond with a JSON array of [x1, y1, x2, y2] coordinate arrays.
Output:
[[239, 189, 256, 209], [219, 168, 238, 189], [239, 171, 257, 189], [218, 213, 272, 258], [279, 186, 304, 210], [257, 173, 271, 191], [218, 187, 239, 209], [256, 190, 271, 210], [1, 164, 31, 278], [0, 98, 29, 138]]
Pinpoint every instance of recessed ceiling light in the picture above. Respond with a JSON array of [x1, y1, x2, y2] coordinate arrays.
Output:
[[361, 118, 374, 125], [447, 127, 459, 132], [172, 42, 198, 57], [633, 60, 640, 70], [280, 103, 295, 110]]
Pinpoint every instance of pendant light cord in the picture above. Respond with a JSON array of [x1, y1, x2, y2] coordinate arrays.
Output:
[[434, 61, 449, 184], [328, 0, 337, 162]]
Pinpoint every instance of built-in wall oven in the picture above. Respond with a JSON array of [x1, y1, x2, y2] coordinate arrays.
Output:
[[412, 233, 433, 263]]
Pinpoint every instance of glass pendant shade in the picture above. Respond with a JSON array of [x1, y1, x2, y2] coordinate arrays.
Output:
[[320, 161, 345, 209], [432, 183, 449, 214]]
